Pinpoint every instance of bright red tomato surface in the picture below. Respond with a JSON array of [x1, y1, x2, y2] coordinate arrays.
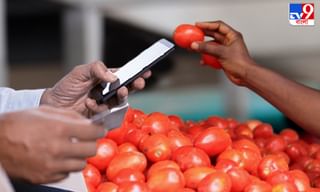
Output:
[[227, 167, 250, 192], [141, 133, 172, 162], [183, 166, 216, 189], [106, 151, 147, 180], [112, 168, 145, 185], [197, 171, 232, 192], [147, 168, 185, 192], [147, 160, 180, 178], [280, 128, 299, 144], [172, 146, 211, 171], [117, 182, 149, 192], [87, 138, 118, 172], [194, 127, 232, 156], [201, 53, 222, 69], [244, 180, 272, 192], [83, 164, 102, 188], [141, 112, 172, 135], [167, 129, 193, 152], [96, 182, 118, 192], [258, 154, 289, 180], [173, 24, 204, 49], [118, 142, 138, 153], [253, 123, 274, 138]]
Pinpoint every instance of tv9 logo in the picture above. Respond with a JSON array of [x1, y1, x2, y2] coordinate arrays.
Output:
[[289, 3, 315, 26]]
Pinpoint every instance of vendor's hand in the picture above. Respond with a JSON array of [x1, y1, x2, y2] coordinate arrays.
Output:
[[0, 106, 104, 184], [40, 61, 151, 116], [191, 21, 256, 86]]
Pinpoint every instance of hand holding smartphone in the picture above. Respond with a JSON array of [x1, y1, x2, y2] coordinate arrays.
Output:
[[90, 38, 175, 104]]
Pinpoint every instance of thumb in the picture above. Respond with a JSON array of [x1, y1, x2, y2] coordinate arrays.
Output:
[[191, 41, 225, 58]]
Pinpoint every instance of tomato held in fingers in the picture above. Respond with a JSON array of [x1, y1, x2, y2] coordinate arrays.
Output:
[[194, 127, 232, 157], [197, 171, 232, 192], [83, 164, 102, 188], [147, 168, 185, 192], [87, 138, 118, 172], [172, 146, 211, 171], [173, 24, 204, 49], [183, 166, 216, 189], [201, 53, 222, 69]]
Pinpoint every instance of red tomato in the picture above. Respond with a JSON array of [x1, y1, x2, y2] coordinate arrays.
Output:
[[106, 151, 147, 180], [187, 125, 204, 139], [227, 167, 250, 192], [173, 24, 204, 49], [217, 149, 245, 168], [245, 120, 262, 131], [312, 176, 320, 188], [309, 144, 320, 157], [197, 171, 232, 192], [234, 124, 254, 139], [244, 180, 272, 192], [285, 141, 308, 162], [258, 155, 289, 180], [124, 128, 148, 148], [183, 166, 216, 189], [118, 182, 149, 192], [271, 182, 298, 192], [240, 148, 262, 175], [216, 159, 238, 173], [309, 188, 320, 192], [106, 121, 133, 145], [147, 160, 181, 178], [201, 53, 222, 69], [266, 171, 293, 186], [305, 159, 320, 181], [280, 129, 299, 144], [178, 188, 196, 192], [254, 138, 267, 149], [265, 136, 286, 153], [87, 138, 118, 172], [131, 109, 147, 127], [194, 127, 232, 156], [141, 112, 172, 135], [233, 139, 260, 153], [83, 164, 102, 188], [172, 146, 211, 171], [141, 134, 172, 162], [168, 129, 193, 152], [118, 142, 138, 153], [253, 123, 273, 138], [112, 168, 145, 185], [147, 168, 185, 192], [169, 115, 185, 130], [96, 182, 118, 192], [226, 118, 239, 129], [288, 170, 310, 191], [206, 116, 228, 129]]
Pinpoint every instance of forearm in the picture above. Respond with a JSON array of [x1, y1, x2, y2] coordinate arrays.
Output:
[[244, 64, 320, 136]]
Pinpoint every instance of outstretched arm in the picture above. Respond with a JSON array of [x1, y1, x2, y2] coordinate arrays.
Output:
[[191, 20, 320, 136]]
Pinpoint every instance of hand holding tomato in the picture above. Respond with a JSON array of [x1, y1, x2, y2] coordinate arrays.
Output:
[[190, 21, 256, 86]]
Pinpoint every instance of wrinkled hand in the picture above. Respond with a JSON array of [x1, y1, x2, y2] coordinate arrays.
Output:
[[191, 21, 256, 86], [40, 61, 151, 116], [0, 106, 104, 184]]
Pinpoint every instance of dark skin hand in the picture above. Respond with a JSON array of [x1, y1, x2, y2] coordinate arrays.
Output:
[[0, 106, 104, 184], [191, 20, 320, 136], [40, 61, 151, 117]]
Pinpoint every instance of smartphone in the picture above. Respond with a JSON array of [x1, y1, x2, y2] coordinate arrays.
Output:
[[90, 38, 175, 104]]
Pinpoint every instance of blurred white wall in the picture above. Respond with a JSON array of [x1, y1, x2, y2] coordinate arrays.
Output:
[[0, 0, 7, 86]]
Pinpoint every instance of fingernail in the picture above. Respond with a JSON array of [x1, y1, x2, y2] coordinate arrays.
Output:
[[191, 42, 199, 50]]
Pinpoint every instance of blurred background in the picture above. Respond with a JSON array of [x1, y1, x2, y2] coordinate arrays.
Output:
[[1, 0, 320, 131]]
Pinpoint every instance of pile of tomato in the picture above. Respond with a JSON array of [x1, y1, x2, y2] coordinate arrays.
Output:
[[83, 108, 320, 192]]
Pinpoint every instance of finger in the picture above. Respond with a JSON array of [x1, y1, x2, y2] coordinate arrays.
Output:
[[85, 98, 109, 114], [142, 70, 152, 79], [63, 123, 105, 141], [203, 30, 226, 44], [196, 21, 240, 42], [90, 61, 117, 83], [56, 159, 87, 173], [39, 106, 86, 120], [117, 87, 129, 99], [131, 78, 146, 91], [62, 141, 97, 159], [191, 41, 225, 57]]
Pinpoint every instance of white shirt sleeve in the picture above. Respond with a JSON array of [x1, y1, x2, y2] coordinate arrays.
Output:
[[0, 87, 45, 113]]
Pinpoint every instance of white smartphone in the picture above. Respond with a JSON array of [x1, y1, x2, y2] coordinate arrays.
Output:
[[90, 38, 175, 104]]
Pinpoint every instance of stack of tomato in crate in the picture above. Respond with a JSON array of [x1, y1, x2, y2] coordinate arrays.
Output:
[[83, 108, 320, 192]]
